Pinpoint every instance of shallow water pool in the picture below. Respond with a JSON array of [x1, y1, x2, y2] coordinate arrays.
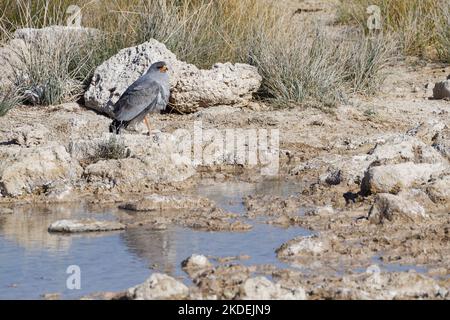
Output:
[[0, 179, 310, 299]]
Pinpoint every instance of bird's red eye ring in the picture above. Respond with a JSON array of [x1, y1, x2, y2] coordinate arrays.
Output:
[[159, 65, 168, 72]]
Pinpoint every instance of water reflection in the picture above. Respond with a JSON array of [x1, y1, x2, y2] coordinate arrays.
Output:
[[0, 179, 307, 299], [0, 203, 121, 252], [0, 206, 73, 251], [121, 227, 178, 275]]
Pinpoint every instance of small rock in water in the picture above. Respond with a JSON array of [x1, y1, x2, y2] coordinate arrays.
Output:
[[276, 236, 327, 259], [41, 293, 61, 300], [182, 254, 212, 269], [48, 219, 125, 233]]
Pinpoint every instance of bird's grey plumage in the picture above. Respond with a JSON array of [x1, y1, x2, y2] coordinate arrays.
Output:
[[110, 61, 170, 134]]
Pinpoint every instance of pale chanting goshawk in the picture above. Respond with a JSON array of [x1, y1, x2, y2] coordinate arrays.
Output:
[[109, 61, 170, 134]]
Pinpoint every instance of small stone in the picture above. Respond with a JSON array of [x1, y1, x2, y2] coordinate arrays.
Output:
[[276, 236, 327, 258], [433, 80, 450, 99], [126, 273, 189, 300], [426, 175, 450, 204], [305, 205, 334, 216], [239, 276, 306, 300], [181, 254, 213, 279], [41, 293, 61, 300], [182, 254, 212, 270]]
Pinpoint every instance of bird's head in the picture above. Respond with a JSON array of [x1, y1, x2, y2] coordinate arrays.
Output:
[[148, 61, 169, 74]]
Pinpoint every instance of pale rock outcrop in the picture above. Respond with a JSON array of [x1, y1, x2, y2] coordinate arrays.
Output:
[[361, 162, 447, 195], [0, 144, 82, 197], [291, 153, 374, 185], [84, 39, 262, 115], [336, 272, 448, 299], [239, 277, 306, 300], [367, 193, 428, 224], [380, 272, 448, 299], [126, 273, 189, 300], [368, 134, 445, 164], [361, 134, 449, 194], [291, 134, 449, 196], [48, 219, 125, 233], [84, 156, 193, 190], [70, 133, 195, 189]]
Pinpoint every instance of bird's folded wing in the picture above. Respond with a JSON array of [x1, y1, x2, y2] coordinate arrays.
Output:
[[113, 81, 163, 121]]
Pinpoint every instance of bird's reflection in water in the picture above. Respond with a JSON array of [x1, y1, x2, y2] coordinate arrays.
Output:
[[121, 226, 178, 275]]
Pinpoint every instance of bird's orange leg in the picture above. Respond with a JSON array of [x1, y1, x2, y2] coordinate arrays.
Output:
[[144, 115, 152, 135]]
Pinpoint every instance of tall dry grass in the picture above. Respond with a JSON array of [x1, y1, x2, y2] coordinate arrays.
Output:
[[0, 0, 276, 67], [135, 0, 277, 67], [343, 31, 397, 95], [0, 0, 396, 111], [249, 18, 396, 108], [337, 0, 450, 60], [436, 4, 450, 62]]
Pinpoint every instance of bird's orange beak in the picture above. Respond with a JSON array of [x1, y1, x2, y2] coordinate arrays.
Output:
[[159, 65, 168, 73]]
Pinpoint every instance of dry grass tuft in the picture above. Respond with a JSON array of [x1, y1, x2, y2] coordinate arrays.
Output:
[[0, 87, 22, 116], [88, 135, 130, 163]]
